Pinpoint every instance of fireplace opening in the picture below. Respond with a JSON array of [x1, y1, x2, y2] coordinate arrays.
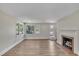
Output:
[[62, 35, 73, 50]]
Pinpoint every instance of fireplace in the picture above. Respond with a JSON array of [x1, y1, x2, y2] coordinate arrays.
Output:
[[62, 35, 74, 50]]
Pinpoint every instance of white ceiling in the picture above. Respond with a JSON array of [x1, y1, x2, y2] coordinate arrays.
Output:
[[0, 3, 79, 23]]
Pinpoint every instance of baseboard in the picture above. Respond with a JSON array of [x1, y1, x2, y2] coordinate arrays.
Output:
[[0, 39, 24, 56], [24, 37, 49, 39]]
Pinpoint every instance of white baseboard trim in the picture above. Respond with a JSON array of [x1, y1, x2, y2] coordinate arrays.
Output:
[[0, 39, 24, 56], [24, 37, 49, 39]]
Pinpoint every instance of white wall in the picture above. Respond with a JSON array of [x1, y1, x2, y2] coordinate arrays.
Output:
[[56, 10, 79, 55], [57, 10, 79, 30], [24, 23, 56, 39], [0, 10, 24, 55], [0, 10, 17, 55]]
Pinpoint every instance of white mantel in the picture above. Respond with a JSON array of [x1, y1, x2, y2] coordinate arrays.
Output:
[[57, 29, 79, 55]]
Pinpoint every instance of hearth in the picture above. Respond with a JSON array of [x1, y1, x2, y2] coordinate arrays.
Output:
[[62, 35, 74, 50]]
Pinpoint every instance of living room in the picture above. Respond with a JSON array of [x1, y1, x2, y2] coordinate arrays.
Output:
[[0, 3, 79, 56]]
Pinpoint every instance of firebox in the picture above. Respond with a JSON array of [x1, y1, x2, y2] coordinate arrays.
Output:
[[62, 35, 74, 50]]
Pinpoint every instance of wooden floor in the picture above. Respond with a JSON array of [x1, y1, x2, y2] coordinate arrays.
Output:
[[3, 39, 76, 56]]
